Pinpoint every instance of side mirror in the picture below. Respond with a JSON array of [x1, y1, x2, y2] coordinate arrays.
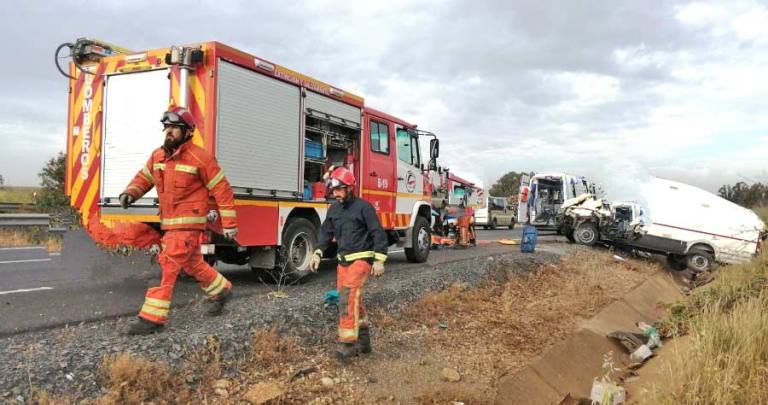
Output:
[[429, 138, 439, 159]]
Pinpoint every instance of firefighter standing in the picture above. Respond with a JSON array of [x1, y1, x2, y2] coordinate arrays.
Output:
[[119, 106, 238, 335], [309, 167, 388, 362]]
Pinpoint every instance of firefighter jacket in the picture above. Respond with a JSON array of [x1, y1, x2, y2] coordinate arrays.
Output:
[[122, 142, 237, 231], [315, 195, 388, 264]]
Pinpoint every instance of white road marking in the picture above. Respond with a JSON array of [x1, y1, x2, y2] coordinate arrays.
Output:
[[49, 252, 61, 256], [0, 246, 45, 251], [0, 287, 54, 295], [0, 258, 52, 265], [389, 249, 404, 254]]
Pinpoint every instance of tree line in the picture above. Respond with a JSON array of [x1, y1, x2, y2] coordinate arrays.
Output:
[[718, 181, 768, 208]]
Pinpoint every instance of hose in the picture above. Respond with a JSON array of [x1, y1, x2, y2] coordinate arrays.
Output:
[[54, 42, 75, 79]]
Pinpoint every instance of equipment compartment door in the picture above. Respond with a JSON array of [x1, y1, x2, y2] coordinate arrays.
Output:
[[101, 69, 169, 204], [216, 60, 301, 198]]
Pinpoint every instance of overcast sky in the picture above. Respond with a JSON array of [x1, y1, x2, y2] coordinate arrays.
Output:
[[2, 0, 767, 196]]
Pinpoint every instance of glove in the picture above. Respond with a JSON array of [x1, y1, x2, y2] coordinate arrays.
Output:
[[309, 254, 321, 272], [119, 193, 134, 209], [148, 244, 161, 256], [207, 210, 219, 222], [371, 261, 385, 277], [223, 228, 238, 240]]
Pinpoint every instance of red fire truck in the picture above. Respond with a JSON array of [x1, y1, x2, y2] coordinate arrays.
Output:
[[57, 38, 439, 279]]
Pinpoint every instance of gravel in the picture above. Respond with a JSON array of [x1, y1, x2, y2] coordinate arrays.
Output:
[[0, 246, 567, 400]]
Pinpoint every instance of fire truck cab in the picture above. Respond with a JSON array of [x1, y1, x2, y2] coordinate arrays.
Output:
[[59, 39, 438, 280]]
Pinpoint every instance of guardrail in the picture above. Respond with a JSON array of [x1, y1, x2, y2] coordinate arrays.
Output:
[[0, 202, 24, 212], [0, 214, 51, 228]]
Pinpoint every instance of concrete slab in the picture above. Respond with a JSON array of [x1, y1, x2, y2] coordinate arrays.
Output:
[[528, 329, 625, 399], [494, 367, 563, 405], [621, 279, 672, 322], [581, 299, 647, 336]]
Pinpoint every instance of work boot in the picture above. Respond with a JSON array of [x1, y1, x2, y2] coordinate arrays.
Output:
[[357, 326, 372, 354], [125, 317, 164, 336], [333, 342, 359, 363], [206, 288, 232, 316]]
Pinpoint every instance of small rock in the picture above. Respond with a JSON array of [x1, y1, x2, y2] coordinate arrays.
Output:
[[320, 377, 334, 387], [441, 368, 461, 382], [213, 379, 231, 389], [333, 378, 341, 384], [172, 344, 181, 351], [214, 388, 228, 397], [243, 382, 284, 404], [15, 396, 24, 403]]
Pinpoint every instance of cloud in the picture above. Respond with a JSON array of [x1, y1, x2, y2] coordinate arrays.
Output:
[[0, 0, 766, 199]]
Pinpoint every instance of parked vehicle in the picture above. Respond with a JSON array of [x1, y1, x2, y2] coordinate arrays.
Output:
[[475, 196, 516, 230], [57, 38, 440, 279], [559, 177, 766, 271]]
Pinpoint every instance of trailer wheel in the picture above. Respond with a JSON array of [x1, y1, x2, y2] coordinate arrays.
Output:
[[666, 254, 688, 271], [686, 248, 715, 272], [405, 216, 431, 263], [273, 218, 317, 282], [574, 222, 598, 246]]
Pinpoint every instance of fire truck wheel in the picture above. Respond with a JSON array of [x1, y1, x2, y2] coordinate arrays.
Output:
[[275, 218, 318, 281], [405, 216, 431, 263], [574, 222, 598, 246]]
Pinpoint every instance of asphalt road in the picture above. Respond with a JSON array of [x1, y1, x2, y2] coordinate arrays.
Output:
[[0, 227, 531, 336]]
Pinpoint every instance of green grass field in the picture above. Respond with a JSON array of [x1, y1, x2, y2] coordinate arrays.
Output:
[[0, 186, 41, 204]]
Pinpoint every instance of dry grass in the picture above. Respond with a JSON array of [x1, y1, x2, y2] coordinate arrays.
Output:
[[650, 253, 768, 404], [753, 205, 768, 225], [93, 354, 194, 405], [0, 186, 40, 204], [0, 229, 62, 252], [248, 329, 303, 372]]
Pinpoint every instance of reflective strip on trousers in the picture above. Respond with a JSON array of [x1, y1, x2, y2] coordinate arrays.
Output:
[[161, 216, 207, 226], [175, 164, 198, 174], [204, 273, 226, 297], [206, 171, 225, 190]]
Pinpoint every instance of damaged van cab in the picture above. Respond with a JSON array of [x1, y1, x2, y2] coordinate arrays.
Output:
[[517, 172, 600, 230], [559, 177, 766, 272]]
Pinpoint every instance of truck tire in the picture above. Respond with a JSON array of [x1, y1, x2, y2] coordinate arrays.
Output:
[[686, 248, 715, 272], [508, 220, 515, 230], [666, 254, 688, 271], [405, 216, 431, 263], [272, 218, 317, 282], [490, 217, 498, 230], [574, 222, 598, 246]]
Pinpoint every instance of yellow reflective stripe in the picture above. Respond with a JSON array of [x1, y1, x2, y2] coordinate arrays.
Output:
[[313, 249, 324, 257], [175, 164, 198, 174], [206, 171, 225, 190], [342, 251, 375, 261], [144, 297, 170, 309], [219, 209, 236, 218], [140, 166, 154, 182], [338, 327, 358, 339], [140, 304, 169, 317], [204, 274, 225, 295], [161, 216, 207, 226], [374, 253, 387, 262], [152, 163, 166, 171]]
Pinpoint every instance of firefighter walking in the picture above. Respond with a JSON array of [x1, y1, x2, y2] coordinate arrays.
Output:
[[309, 167, 388, 362], [119, 106, 238, 335]]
